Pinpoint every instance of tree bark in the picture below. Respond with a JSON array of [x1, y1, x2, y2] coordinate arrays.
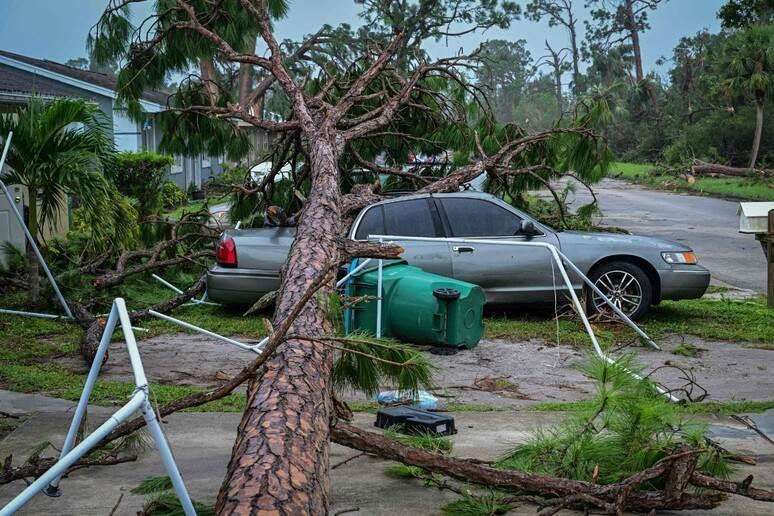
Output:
[[200, 57, 219, 106], [215, 133, 342, 515], [750, 101, 764, 169], [330, 422, 727, 512]]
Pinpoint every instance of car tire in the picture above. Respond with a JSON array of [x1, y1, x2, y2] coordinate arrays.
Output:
[[586, 261, 653, 321]]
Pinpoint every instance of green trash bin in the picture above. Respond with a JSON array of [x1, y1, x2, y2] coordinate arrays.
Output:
[[347, 260, 485, 348]]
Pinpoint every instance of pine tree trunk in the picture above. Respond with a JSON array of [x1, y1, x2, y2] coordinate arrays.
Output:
[[627, 0, 644, 83], [200, 58, 219, 106], [26, 187, 40, 306], [215, 133, 342, 515], [238, 37, 257, 108], [570, 22, 581, 95], [750, 101, 764, 169], [553, 67, 563, 115]]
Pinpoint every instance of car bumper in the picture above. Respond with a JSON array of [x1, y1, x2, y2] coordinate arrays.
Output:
[[658, 265, 710, 300], [206, 266, 280, 305]]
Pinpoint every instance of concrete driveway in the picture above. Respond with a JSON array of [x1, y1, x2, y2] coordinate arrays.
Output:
[[565, 178, 767, 293]]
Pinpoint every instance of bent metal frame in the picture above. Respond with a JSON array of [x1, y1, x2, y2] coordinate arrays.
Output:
[[369, 234, 680, 403], [0, 298, 196, 516], [0, 132, 74, 320]]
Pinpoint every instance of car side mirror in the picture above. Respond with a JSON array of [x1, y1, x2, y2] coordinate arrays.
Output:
[[520, 220, 537, 235]]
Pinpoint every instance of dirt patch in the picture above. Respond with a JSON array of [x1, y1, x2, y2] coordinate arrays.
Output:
[[57, 333, 257, 390], [56, 332, 774, 407]]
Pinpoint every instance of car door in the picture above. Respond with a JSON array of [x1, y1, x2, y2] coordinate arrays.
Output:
[[353, 197, 452, 276], [435, 196, 563, 303]]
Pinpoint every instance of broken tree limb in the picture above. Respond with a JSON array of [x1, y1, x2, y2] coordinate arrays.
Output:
[[76, 274, 207, 362], [690, 472, 774, 502], [0, 453, 136, 486], [337, 238, 404, 261], [92, 250, 213, 289], [691, 160, 774, 179], [330, 421, 728, 512]]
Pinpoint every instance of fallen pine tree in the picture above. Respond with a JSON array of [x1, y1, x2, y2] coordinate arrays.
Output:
[[7, 0, 764, 513], [691, 160, 774, 179]]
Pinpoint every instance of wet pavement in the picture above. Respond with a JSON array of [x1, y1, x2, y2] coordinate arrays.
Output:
[[561, 178, 768, 293]]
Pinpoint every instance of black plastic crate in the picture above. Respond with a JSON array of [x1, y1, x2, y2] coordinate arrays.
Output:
[[375, 406, 457, 436]]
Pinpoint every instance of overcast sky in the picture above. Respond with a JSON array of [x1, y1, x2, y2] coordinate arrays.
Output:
[[0, 0, 725, 84]]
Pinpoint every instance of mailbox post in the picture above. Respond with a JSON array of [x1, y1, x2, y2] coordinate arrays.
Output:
[[761, 210, 774, 308], [737, 203, 774, 308]]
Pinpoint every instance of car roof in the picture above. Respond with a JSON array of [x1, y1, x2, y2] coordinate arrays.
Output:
[[373, 191, 498, 206]]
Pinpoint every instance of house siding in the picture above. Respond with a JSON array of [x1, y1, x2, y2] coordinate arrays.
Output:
[[0, 63, 114, 127]]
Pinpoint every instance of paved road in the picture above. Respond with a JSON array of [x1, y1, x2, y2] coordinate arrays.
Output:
[[565, 178, 767, 292]]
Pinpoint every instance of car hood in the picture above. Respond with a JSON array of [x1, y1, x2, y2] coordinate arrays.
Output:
[[556, 231, 692, 252]]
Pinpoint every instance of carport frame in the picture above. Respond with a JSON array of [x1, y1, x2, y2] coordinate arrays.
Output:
[[0, 132, 74, 320], [0, 298, 195, 516], [368, 234, 679, 403]]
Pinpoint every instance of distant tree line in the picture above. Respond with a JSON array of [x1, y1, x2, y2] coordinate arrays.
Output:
[[475, 0, 773, 168]]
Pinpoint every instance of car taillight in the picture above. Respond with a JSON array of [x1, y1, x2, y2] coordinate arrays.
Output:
[[216, 237, 237, 267]]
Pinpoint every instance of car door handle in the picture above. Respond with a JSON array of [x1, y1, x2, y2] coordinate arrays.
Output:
[[452, 246, 475, 254]]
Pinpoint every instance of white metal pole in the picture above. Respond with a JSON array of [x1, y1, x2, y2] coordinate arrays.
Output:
[[556, 250, 659, 349], [142, 399, 197, 516], [336, 258, 372, 287], [0, 393, 146, 516], [115, 299, 148, 387], [152, 274, 219, 306], [152, 274, 184, 294], [46, 303, 120, 494], [376, 241, 384, 338], [148, 310, 261, 353], [0, 132, 73, 319], [544, 246, 680, 403], [0, 309, 67, 320]]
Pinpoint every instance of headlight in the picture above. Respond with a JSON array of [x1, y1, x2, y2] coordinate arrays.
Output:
[[662, 251, 698, 264]]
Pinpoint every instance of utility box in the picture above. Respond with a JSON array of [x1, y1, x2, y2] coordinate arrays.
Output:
[[738, 202, 774, 234], [347, 260, 485, 348]]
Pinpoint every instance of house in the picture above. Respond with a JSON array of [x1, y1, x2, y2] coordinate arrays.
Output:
[[0, 49, 224, 189]]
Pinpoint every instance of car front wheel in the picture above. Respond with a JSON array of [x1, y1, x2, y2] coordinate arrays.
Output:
[[586, 261, 653, 321]]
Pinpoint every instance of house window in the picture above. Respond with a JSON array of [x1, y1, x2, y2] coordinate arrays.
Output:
[[113, 109, 141, 151], [171, 155, 183, 175]]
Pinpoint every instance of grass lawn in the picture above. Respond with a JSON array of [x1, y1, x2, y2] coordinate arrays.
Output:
[[612, 162, 774, 202], [485, 296, 774, 349]]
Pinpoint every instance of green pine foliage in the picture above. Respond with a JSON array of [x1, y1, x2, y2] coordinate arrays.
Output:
[[441, 492, 513, 516], [132, 475, 174, 495], [333, 332, 434, 397], [383, 425, 454, 454], [497, 355, 731, 484]]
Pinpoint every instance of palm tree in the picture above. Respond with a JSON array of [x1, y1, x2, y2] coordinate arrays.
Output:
[[0, 97, 117, 304], [717, 25, 773, 168]]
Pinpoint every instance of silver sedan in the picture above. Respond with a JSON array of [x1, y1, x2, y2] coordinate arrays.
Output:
[[207, 192, 710, 320]]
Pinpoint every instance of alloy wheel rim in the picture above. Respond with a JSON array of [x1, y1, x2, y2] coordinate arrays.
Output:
[[592, 270, 643, 317]]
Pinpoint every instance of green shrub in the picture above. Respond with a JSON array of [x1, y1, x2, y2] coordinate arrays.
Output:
[[206, 164, 249, 191], [161, 181, 187, 209], [108, 151, 175, 220]]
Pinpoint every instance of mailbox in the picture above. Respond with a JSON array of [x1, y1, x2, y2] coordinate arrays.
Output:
[[738, 202, 774, 234]]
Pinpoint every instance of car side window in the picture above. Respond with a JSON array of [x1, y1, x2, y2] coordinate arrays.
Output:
[[440, 198, 522, 237], [382, 198, 439, 237], [354, 206, 386, 240]]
